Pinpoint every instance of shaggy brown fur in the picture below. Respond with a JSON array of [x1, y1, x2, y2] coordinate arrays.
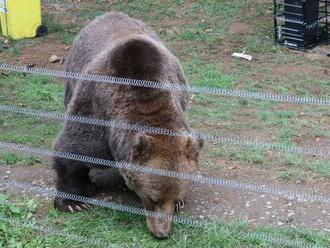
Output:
[[53, 12, 202, 238]]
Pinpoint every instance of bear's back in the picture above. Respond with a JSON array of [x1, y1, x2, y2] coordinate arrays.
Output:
[[66, 12, 163, 74], [64, 12, 188, 111]]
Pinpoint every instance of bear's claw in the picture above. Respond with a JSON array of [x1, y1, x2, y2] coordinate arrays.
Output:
[[54, 198, 91, 213], [68, 205, 74, 213]]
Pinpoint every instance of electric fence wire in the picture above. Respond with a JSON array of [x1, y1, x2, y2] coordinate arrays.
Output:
[[0, 64, 329, 247], [0, 180, 327, 248], [0, 104, 329, 159], [0, 141, 329, 206], [0, 63, 329, 106], [0, 215, 119, 248]]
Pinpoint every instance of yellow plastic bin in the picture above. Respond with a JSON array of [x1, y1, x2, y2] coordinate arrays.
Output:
[[0, 0, 47, 39]]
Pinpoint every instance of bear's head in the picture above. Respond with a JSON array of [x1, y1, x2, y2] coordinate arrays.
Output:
[[124, 132, 203, 238]]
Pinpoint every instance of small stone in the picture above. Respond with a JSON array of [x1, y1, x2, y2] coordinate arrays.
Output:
[[287, 212, 295, 218], [277, 221, 284, 226], [167, 29, 175, 35], [2, 39, 11, 48], [5, 171, 11, 174], [199, 215, 205, 219], [205, 28, 213, 33], [48, 55, 61, 63]]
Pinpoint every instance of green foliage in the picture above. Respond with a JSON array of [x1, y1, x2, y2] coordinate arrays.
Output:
[[1, 196, 329, 248], [42, 15, 78, 44]]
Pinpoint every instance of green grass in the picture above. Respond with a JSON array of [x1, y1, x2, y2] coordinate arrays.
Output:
[[0, 152, 41, 167], [80, 1, 177, 21], [176, 1, 247, 44], [0, 74, 64, 110], [211, 146, 266, 166], [184, 60, 237, 88], [1, 195, 329, 248], [0, 73, 64, 163], [42, 15, 78, 44]]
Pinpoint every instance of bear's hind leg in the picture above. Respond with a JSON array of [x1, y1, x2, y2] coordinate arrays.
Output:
[[53, 158, 96, 212]]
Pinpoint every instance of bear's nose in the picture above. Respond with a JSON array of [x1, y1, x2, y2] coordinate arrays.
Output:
[[153, 221, 172, 239], [146, 216, 172, 238], [154, 228, 171, 239]]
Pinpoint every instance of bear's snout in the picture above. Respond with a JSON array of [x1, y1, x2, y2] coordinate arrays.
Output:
[[143, 200, 175, 238], [146, 216, 173, 239]]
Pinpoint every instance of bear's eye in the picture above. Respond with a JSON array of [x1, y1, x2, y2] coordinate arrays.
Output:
[[146, 196, 156, 204], [148, 196, 163, 206]]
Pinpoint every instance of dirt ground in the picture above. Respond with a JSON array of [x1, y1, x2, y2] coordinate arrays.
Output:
[[0, 0, 329, 236], [1, 161, 330, 232]]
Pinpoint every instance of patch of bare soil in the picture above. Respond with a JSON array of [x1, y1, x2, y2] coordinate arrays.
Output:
[[0, 164, 329, 232], [272, 63, 329, 82], [1, 36, 68, 70], [229, 21, 253, 35]]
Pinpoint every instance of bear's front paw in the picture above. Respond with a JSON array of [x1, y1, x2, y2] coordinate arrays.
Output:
[[54, 198, 90, 213]]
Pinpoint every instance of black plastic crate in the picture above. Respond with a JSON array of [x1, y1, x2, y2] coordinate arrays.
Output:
[[274, 0, 330, 50]]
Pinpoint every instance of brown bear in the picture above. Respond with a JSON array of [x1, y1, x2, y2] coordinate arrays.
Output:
[[52, 12, 203, 238]]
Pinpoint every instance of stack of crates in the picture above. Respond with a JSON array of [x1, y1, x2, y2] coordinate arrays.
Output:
[[274, 0, 330, 50], [0, 0, 47, 39]]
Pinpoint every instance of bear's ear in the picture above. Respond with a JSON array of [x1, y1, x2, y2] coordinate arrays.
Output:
[[186, 137, 204, 154], [109, 36, 163, 80], [133, 132, 151, 154]]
